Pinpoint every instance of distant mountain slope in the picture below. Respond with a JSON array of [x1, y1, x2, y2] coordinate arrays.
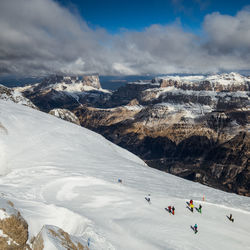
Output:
[[73, 73, 250, 196], [0, 100, 250, 250], [17, 75, 111, 111], [11, 72, 250, 196], [0, 84, 37, 109]]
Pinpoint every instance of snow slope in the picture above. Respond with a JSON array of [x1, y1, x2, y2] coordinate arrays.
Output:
[[0, 100, 250, 250]]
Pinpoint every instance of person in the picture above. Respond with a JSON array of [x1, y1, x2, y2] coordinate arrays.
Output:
[[190, 199, 193, 206], [190, 203, 194, 212], [172, 206, 175, 215], [194, 224, 198, 233], [145, 194, 151, 203], [198, 204, 202, 213], [229, 214, 234, 222], [168, 206, 172, 213]]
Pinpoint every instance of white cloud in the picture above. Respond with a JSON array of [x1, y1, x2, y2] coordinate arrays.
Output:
[[0, 0, 250, 76]]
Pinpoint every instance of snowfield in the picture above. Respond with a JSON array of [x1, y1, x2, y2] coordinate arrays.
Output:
[[0, 100, 250, 250]]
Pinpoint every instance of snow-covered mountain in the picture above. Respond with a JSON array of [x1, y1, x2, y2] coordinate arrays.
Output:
[[0, 100, 250, 249], [0, 84, 37, 109], [72, 73, 249, 196], [155, 72, 250, 91], [17, 75, 111, 111], [9, 72, 250, 196], [49, 108, 80, 125]]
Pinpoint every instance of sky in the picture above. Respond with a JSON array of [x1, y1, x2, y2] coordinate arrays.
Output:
[[0, 0, 250, 76], [58, 0, 249, 33]]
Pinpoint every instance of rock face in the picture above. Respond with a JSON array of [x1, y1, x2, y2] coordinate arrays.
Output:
[[0, 197, 29, 249], [82, 75, 101, 89], [49, 109, 80, 125], [73, 73, 250, 196], [157, 72, 250, 92], [18, 75, 111, 112], [32, 225, 88, 250], [0, 84, 37, 109]]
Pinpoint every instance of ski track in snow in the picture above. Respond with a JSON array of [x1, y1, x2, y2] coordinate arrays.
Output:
[[0, 100, 250, 250]]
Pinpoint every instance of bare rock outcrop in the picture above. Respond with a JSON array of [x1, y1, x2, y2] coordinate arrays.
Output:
[[0, 84, 37, 109], [49, 109, 80, 125], [32, 225, 88, 250], [19, 75, 110, 112], [0, 197, 29, 249]]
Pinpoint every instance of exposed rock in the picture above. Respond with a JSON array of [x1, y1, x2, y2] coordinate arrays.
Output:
[[49, 109, 80, 125], [32, 225, 88, 250], [157, 72, 250, 92], [74, 101, 250, 196], [0, 197, 29, 249], [82, 75, 101, 89], [18, 75, 111, 112], [0, 84, 37, 109], [127, 98, 139, 106]]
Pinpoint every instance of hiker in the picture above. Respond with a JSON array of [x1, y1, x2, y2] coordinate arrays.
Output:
[[229, 214, 234, 222], [118, 179, 122, 184], [194, 224, 198, 233], [172, 206, 175, 215], [145, 194, 151, 203], [198, 204, 202, 213], [168, 206, 172, 213], [190, 203, 194, 212], [190, 199, 193, 206]]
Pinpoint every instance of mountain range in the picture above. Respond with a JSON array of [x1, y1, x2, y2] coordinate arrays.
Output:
[[1, 72, 249, 196]]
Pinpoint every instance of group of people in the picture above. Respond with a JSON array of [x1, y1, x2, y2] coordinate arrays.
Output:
[[188, 199, 202, 213], [144, 195, 234, 234], [167, 206, 175, 215]]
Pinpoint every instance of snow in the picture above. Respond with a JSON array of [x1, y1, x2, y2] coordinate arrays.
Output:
[[155, 102, 213, 119], [0, 85, 36, 108], [0, 209, 10, 220], [38, 225, 88, 250], [158, 72, 249, 86], [0, 100, 250, 250], [124, 105, 143, 111], [0, 197, 19, 221], [144, 86, 249, 105], [53, 81, 110, 94]]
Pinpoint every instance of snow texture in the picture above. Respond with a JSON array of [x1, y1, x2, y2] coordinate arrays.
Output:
[[157, 72, 250, 86], [0, 100, 249, 250]]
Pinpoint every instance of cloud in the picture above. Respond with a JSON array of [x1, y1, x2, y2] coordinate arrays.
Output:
[[0, 0, 250, 76]]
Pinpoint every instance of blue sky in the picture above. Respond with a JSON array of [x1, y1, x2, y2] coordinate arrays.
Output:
[[57, 0, 250, 33]]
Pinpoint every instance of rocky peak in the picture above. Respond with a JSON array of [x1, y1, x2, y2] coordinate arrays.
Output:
[[30, 74, 101, 93], [127, 99, 140, 106], [156, 72, 250, 92], [0, 84, 37, 109], [82, 75, 101, 89], [0, 197, 29, 249], [32, 225, 88, 250], [49, 108, 80, 125]]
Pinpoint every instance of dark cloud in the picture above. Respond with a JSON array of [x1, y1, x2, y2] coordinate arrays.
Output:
[[0, 0, 250, 76]]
